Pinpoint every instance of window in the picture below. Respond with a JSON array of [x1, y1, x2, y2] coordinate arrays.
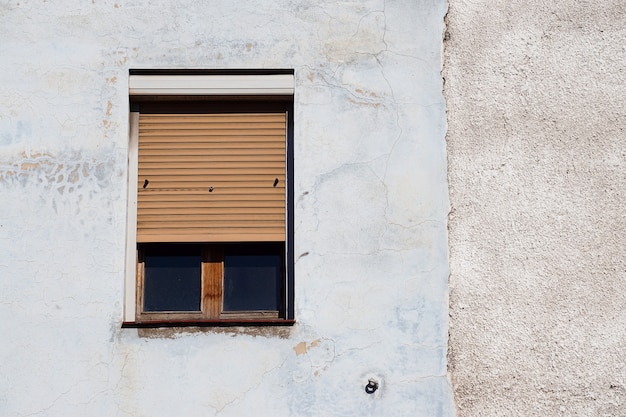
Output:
[[123, 71, 294, 326]]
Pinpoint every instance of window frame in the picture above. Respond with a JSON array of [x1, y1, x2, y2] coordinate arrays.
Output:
[[123, 70, 295, 327]]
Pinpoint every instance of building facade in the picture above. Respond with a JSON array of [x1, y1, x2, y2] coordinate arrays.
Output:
[[0, 1, 454, 415], [2, 1, 624, 416]]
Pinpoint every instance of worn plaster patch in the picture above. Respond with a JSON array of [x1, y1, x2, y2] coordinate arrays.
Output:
[[1, 153, 109, 188], [293, 338, 322, 356], [293, 341, 307, 356]]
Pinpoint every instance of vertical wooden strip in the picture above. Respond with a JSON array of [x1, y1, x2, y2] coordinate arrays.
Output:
[[201, 247, 211, 318], [136, 250, 145, 316], [202, 246, 224, 319]]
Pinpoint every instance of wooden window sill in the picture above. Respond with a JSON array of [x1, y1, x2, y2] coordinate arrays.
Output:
[[122, 319, 296, 328]]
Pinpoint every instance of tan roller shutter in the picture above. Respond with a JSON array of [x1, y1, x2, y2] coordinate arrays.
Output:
[[137, 113, 286, 243]]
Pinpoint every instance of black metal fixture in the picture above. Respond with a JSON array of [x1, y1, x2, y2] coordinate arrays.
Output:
[[365, 378, 379, 394]]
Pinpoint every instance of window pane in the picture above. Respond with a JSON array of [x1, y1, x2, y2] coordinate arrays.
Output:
[[223, 245, 282, 312], [143, 245, 201, 312]]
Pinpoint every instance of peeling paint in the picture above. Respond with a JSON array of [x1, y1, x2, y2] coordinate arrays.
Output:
[[20, 162, 40, 170], [294, 341, 307, 356], [0, 152, 117, 190]]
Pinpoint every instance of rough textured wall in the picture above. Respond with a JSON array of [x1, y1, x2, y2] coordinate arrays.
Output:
[[444, 0, 626, 415], [0, 1, 454, 416]]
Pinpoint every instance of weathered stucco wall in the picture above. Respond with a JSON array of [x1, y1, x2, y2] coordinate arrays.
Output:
[[0, 1, 454, 416], [445, 0, 626, 415]]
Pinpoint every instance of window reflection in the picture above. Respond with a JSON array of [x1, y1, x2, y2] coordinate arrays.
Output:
[[223, 244, 282, 312], [143, 245, 202, 312]]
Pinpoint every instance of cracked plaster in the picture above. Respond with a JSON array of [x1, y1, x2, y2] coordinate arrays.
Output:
[[0, 1, 453, 416]]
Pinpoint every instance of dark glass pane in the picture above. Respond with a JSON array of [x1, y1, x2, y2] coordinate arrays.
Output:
[[223, 245, 282, 311], [143, 245, 201, 312]]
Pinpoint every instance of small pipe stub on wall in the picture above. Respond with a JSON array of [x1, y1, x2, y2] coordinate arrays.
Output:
[[365, 378, 379, 394]]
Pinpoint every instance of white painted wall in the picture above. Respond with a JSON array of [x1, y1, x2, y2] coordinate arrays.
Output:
[[445, 0, 626, 415], [0, 1, 453, 416]]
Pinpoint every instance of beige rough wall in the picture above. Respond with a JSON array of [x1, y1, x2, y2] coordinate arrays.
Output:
[[444, 0, 626, 415]]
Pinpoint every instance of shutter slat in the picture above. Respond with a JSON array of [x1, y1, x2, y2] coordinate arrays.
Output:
[[139, 188, 285, 194], [139, 207, 284, 215], [139, 130, 285, 138], [138, 232, 285, 243], [142, 213, 285, 223], [139, 142, 285, 150], [137, 179, 285, 187], [139, 138, 284, 145], [139, 154, 284, 161], [137, 112, 286, 243], [138, 180, 285, 186], [138, 191, 284, 199], [140, 114, 286, 123], [141, 122, 285, 130], [139, 161, 284, 169]]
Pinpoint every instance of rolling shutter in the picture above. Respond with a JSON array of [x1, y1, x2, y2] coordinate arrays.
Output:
[[136, 113, 286, 243]]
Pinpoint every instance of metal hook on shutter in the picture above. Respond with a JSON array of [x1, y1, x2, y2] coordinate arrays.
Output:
[[273, 178, 279, 187], [208, 186, 214, 192], [143, 179, 149, 189]]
